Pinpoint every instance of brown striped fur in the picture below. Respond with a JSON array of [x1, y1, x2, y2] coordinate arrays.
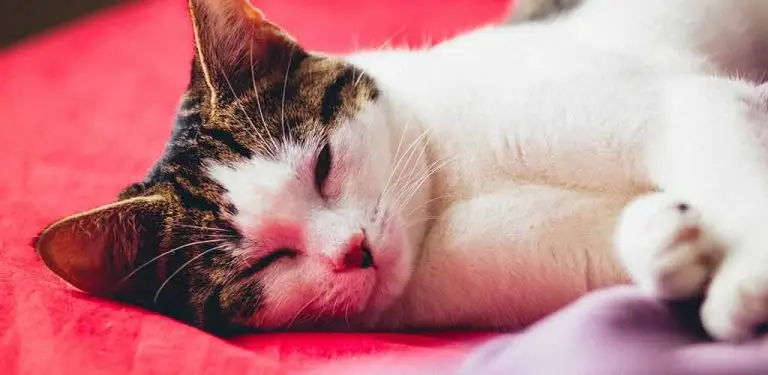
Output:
[[506, 0, 582, 23], [35, 0, 379, 334]]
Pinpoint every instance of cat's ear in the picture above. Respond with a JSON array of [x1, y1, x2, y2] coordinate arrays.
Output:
[[188, 0, 305, 99], [34, 195, 170, 296]]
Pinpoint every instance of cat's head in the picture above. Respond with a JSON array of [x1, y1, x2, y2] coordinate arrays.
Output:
[[34, 0, 431, 334]]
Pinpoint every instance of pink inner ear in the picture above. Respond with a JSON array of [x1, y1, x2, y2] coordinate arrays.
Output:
[[37, 217, 127, 295], [35, 196, 168, 296], [189, 0, 304, 96]]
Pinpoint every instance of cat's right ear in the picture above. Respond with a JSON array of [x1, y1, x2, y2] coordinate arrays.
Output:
[[34, 195, 171, 296], [188, 0, 306, 101]]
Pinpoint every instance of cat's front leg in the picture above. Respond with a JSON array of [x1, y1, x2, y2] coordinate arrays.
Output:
[[627, 78, 768, 342]]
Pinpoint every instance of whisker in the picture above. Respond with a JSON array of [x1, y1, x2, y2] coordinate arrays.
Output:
[[117, 239, 227, 288], [218, 62, 271, 156], [380, 118, 411, 199], [309, 306, 326, 325], [330, 294, 342, 321], [406, 215, 442, 229], [192, 234, 239, 241], [394, 128, 433, 197], [352, 32, 360, 53], [171, 224, 233, 233], [153, 243, 230, 304], [377, 26, 406, 51], [287, 293, 323, 328], [281, 47, 295, 146], [343, 300, 352, 329], [385, 127, 434, 209], [404, 193, 456, 221], [390, 155, 451, 215], [394, 157, 454, 213], [250, 44, 280, 154], [382, 125, 431, 200], [353, 66, 366, 88]]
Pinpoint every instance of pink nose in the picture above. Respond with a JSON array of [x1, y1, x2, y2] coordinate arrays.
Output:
[[334, 232, 374, 271]]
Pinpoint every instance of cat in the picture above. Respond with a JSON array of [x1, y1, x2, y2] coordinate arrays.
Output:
[[34, 0, 768, 342]]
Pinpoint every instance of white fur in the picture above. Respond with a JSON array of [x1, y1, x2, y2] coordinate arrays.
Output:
[[615, 193, 722, 299], [213, 0, 768, 340], [210, 102, 429, 329]]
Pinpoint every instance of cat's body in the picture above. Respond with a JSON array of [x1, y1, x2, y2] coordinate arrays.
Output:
[[345, 0, 768, 334], [35, 0, 768, 342]]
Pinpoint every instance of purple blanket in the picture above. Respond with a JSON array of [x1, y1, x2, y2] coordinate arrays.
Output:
[[460, 287, 768, 375]]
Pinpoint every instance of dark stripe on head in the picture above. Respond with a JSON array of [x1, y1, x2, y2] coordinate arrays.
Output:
[[175, 166, 203, 187], [319, 67, 356, 124], [201, 128, 252, 159], [174, 183, 220, 213]]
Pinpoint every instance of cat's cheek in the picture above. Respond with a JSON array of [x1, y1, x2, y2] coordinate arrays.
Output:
[[365, 212, 414, 312], [249, 262, 327, 329]]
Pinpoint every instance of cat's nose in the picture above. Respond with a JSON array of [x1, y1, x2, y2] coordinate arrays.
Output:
[[334, 232, 374, 271]]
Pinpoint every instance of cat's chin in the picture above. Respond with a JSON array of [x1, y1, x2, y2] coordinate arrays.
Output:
[[295, 264, 406, 330], [247, 265, 380, 331], [351, 212, 419, 329]]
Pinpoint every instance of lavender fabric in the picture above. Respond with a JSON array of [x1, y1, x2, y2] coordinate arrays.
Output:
[[460, 287, 768, 375]]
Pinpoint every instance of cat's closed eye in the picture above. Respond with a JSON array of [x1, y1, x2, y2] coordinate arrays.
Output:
[[258, 248, 299, 268], [314, 143, 332, 195]]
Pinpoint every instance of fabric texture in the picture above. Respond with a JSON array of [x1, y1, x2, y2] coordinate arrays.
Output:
[[460, 287, 768, 375], [0, 0, 507, 374]]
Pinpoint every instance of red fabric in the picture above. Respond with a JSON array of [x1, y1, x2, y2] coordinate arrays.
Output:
[[0, 0, 512, 374]]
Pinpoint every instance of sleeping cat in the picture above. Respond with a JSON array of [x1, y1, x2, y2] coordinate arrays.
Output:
[[34, 0, 768, 342]]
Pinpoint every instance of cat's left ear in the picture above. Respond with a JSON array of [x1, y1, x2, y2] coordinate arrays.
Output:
[[188, 0, 306, 100], [34, 196, 171, 296]]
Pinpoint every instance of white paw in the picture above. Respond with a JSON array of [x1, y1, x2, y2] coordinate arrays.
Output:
[[700, 244, 768, 342], [616, 192, 768, 342], [615, 193, 721, 300]]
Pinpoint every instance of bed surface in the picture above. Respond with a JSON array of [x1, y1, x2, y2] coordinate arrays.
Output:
[[11, 1, 768, 374], [0, 0, 508, 374]]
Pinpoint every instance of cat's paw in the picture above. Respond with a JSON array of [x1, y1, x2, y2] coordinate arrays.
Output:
[[615, 193, 768, 342], [700, 239, 768, 342], [615, 193, 722, 300]]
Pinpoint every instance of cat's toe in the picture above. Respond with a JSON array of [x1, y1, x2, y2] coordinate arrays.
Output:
[[615, 193, 722, 300], [701, 248, 768, 342]]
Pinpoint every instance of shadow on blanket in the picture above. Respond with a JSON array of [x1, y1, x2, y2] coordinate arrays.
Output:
[[460, 286, 768, 375]]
